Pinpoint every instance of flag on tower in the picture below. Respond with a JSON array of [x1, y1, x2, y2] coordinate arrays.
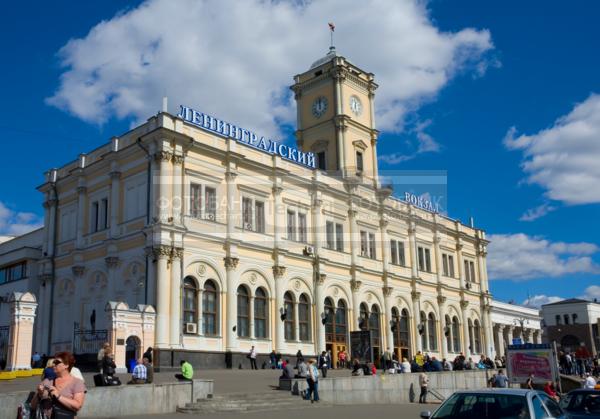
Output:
[[328, 22, 335, 32]]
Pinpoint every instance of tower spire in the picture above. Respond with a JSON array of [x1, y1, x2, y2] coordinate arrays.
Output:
[[328, 22, 335, 49]]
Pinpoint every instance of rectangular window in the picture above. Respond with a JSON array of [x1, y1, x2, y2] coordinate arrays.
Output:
[[91, 201, 99, 233], [335, 223, 344, 251], [255, 201, 265, 233], [101, 198, 109, 230], [190, 184, 202, 218], [464, 260, 476, 282], [425, 248, 431, 272], [0, 262, 27, 284], [469, 261, 476, 283], [356, 151, 364, 172], [442, 254, 449, 276], [287, 210, 296, 241], [124, 175, 147, 221], [317, 151, 326, 171], [398, 241, 405, 265], [418, 246, 431, 272], [448, 255, 455, 277], [360, 231, 368, 257], [205, 187, 216, 220], [390, 240, 398, 265], [298, 213, 307, 243], [368, 232, 376, 259], [326, 221, 334, 249], [242, 198, 252, 230], [418, 247, 424, 271]]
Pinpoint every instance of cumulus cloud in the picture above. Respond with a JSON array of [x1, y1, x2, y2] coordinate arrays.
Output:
[[46, 0, 494, 140], [519, 202, 557, 222], [504, 94, 600, 205], [379, 119, 442, 164], [487, 233, 600, 280], [522, 295, 563, 308], [0, 202, 43, 236], [581, 285, 600, 301]]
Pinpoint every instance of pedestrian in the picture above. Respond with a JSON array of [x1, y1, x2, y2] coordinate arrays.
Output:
[[318, 351, 328, 378], [41, 358, 57, 381], [281, 360, 295, 379], [584, 372, 597, 389], [526, 374, 534, 390], [544, 381, 559, 402], [269, 350, 277, 369], [401, 357, 411, 373], [175, 360, 194, 381], [306, 359, 320, 403], [297, 358, 309, 378], [128, 358, 147, 384], [338, 350, 346, 369], [419, 372, 429, 403], [143, 346, 153, 364], [326, 350, 333, 369], [143, 357, 154, 384], [494, 369, 509, 388], [97, 342, 109, 373], [383, 348, 393, 370], [102, 347, 117, 382], [32, 352, 42, 368], [296, 350, 304, 368], [248, 346, 258, 370]]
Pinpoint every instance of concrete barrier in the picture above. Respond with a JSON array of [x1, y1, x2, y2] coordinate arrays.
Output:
[[0, 379, 213, 419], [281, 370, 491, 404]]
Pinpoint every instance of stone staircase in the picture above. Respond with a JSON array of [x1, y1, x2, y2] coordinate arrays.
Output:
[[177, 391, 323, 414]]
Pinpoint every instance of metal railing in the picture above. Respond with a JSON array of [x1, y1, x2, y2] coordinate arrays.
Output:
[[72, 328, 108, 355]]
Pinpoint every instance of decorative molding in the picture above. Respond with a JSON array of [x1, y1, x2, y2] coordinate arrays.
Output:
[[437, 295, 447, 305], [225, 172, 237, 182], [272, 185, 284, 195], [109, 171, 121, 180], [249, 273, 258, 285], [153, 151, 173, 163], [171, 154, 185, 165], [460, 300, 469, 310], [76, 186, 87, 194], [411, 290, 421, 301], [294, 280, 301, 291], [224, 256, 240, 270], [272, 265, 286, 278], [350, 279, 362, 292], [105, 257, 120, 270], [382, 286, 393, 297], [153, 245, 172, 260], [316, 273, 326, 285], [171, 247, 184, 260], [72, 265, 85, 277], [197, 264, 207, 277]]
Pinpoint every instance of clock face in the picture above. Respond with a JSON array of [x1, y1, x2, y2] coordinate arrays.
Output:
[[312, 96, 328, 118], [349, 95, 363, 116]]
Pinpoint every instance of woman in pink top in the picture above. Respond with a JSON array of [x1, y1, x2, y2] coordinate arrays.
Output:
[[31, 351, 87, 417]]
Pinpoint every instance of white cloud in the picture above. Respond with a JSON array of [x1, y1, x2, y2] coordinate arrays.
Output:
[[46, 0, 493, 140], [504, 94, 600, 205], [581, 285, 600, 301], [519, 202, 557, 222], [522, 295, 563, 309], [0, 202, 43, 236], [487, 233, 600, 280], [379, 118, 441, 164]]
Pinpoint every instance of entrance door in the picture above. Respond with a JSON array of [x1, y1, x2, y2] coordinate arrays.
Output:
[[324, 298, 348, 368], [125, 336, 141, 373], [392, 308, 411, 362]]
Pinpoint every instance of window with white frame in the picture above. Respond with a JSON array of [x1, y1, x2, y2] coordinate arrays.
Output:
[[442, 253, 455, 277], [287, 210, 308, 243], [189, 183, 217, 221], [464, 259, 476, 282], [59, 204, 77, 241], [242, 197, 265, 233], [124, 174, 147, 221], [90, 197, 109, 233], [417, 246, 432, 272], [390, 239, 406, 266], [287, 210, 296, 241], [325, 220, 344, 251], [360, 230, 376, 259]]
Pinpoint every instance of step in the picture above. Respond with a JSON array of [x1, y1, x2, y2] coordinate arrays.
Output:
[[177, 392, 324, 414]]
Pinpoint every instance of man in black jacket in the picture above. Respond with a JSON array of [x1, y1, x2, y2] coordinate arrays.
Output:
[[318, 351, 328, 378]]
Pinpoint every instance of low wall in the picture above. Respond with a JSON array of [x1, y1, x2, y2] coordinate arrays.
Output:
[[0, 379, 213, 419], [281, 370, 491, 404]]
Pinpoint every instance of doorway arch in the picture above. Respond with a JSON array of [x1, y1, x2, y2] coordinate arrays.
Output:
[[125, 335, 141, 372]]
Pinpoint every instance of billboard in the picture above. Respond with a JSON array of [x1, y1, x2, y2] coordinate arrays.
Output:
[[350, 330, 373, 363], [506, 343, 559, 384]]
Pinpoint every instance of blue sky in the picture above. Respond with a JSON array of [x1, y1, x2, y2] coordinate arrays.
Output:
[[1, 0, 598, 306]]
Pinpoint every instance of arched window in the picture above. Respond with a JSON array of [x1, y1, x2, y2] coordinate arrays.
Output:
[[452, 316, 460, 353], [420, 311, 427, 350], [400, 309, 411, 350], [325, 297, 335, 341], [254, 287, 268, 338], [473, 320, 482, 354], [360, 303, 369, 331], [445, 315, 452, 352], [237, 285, 250, 338], [468, 319, 474, 353], [299, 294, 311, 341], [183, 277, 198, 332], [335, 300, 347, 344], [284, 292, 295, 341], [392, 307, 401, 347], [428, 312, 438, 351], [202, 280, 218, 336], [370, 305, 380, 347]]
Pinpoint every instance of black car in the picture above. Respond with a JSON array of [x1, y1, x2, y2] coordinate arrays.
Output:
[[559, 389, 600, 418]]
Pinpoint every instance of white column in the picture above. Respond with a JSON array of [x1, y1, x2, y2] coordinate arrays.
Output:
[[408, 221, 418, 278], [461, 301, 470, 359], [109, 170, 120, 237], [456, 239, 466, 289], [439, 298, 448, 359], [412, 291, 423, 353], [315, 275, 326, 353], [172, 154, 184, 225], [293, 298, 300, 343], [154, 150, 171, 223], [380, 220, 390, 274], [506, 326, 514, 348], [225, 257, 239, 351], [274, 266, 286, 353], [249, 296, 256, 340], [348, 208, 359, 267], [47, 194, 58, 258], [154, 246, 170, 348], [75, 184, 86, 248], [482, 306, 493, 357], [351, 280, 361, 331], [383, 287, 394, 353], [496, 325, 505, 357], [169, 248, 182, 347], [145, 247, 157, 306]]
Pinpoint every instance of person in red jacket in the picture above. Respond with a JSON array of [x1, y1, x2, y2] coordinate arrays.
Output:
[[543, 381, 559, 402]]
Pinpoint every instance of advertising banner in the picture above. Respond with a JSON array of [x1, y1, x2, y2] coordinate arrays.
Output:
[[350, 330, 373, 363], [506, 343, 558, 384]]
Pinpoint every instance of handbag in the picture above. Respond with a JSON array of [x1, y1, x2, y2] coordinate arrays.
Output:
[[51, 404, 75, 419]]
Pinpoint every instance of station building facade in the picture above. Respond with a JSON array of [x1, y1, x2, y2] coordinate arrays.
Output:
[[1, 49, 496, 369]]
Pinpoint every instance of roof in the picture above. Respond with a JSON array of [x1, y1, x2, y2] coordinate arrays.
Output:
[[542, 298, 591, 307], [453, 389, 534, 396], [310, 46, 345, 69]]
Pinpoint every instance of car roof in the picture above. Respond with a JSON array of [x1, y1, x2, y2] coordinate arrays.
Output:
[[452, 389, 535, 396], [567, 389, 600, 394]]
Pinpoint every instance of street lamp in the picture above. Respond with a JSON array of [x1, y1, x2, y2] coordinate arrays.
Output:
[[321, 311, 328, 325], [279, 307, 287, 322], [417, 322, 425, 335], [390, 318, 398, 332]]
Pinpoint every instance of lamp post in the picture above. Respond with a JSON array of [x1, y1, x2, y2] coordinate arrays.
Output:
[[513, 317, 529, 343], [279, 307, 287, 322]]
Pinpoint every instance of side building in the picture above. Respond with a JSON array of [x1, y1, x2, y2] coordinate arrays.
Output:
[[1, 48, 495, 370]]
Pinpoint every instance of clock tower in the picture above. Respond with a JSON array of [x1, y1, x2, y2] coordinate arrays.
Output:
[[291, 47, 379, 186]]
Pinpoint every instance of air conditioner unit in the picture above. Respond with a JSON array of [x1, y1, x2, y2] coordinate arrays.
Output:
[[303, 245, 314, 256], [206, 213, 215, 221], [185, 323, 197, 334], [244, 222, 253, 231], [465, 282, 472, 289]]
